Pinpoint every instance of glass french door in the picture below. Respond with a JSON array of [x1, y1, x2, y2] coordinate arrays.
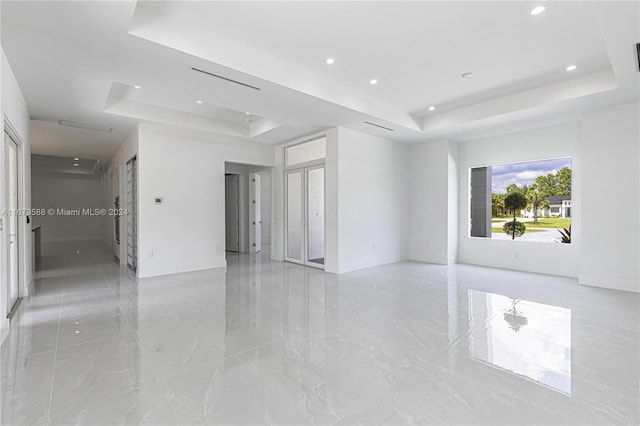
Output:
[[5, 131, 20, 315], [285, 164, 325, 269], [126, 156, 137, 271]]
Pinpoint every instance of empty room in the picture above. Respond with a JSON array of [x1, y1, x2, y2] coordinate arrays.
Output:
[[0, 1, 638, 425]]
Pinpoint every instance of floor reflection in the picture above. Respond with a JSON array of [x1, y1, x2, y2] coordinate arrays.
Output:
[[2, 242, 638, 425], [468, 290, 572, 394]]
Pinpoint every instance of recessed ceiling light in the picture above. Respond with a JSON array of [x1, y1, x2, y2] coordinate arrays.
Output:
[[133, 85, 142, 89], [566, 64, 577, 71], [325, 58, 335, 65], [461, 72, 473, 78], [428, 106, 436, 111], [530, 6, 546, 15], [245, 112, 251, 115], [74, 157, 79, 160], [73, 163, 79, 167], [370, 79, 378, 85], [196, 100, 203, 104]]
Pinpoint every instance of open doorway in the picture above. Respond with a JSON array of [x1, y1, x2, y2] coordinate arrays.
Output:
[[224, 162, 272, 257]]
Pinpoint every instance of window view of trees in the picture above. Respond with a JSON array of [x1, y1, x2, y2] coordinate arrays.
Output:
[[472, 158, 572, 243], [493, 167, 572, 221]]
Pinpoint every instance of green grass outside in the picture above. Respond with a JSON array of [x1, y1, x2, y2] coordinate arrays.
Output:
[[491, 227, 545, 234], [491, 218, 571, 229]]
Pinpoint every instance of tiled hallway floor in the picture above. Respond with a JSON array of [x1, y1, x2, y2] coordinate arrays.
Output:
[[1, 240, 639, 425]]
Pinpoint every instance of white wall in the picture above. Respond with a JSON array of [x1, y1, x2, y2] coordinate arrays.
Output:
[[447, 143, 459, 263], [580, 102, 639, 292], [335, 127, 410, 273], [137, 125, 274, 277], [324, 129, 339, 272], [31, 176, 102, 242], [1, 48, 31, 344], [456, 122, 581, 278], [99, 171, 111, 246], [409, 140, 458, 264]]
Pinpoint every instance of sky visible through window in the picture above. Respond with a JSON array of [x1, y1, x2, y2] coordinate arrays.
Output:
[[491, 158, 572, 194]]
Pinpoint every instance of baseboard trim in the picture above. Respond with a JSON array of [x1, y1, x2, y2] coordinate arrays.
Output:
[[578, 275, 639, 293], [457, 257, 578, 279], [338, 254, 408, 274], [408, 256, 448, 265], [138, 261, 227, 278]]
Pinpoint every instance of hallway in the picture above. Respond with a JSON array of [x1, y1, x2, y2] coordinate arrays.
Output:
[[1, 241, 638, 425]]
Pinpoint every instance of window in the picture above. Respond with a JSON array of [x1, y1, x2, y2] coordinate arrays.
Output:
[[470, 157, 572, 243], [285, 137, 326, 167]]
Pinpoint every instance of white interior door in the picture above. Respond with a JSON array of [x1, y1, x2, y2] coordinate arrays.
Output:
[[5, 131, 20, 315], [249, 173, 262, 253], [285, 170, 304, 263], [225, 174, 239, 252], [306, 165, 325, 267], [285, 165, 325, 269]]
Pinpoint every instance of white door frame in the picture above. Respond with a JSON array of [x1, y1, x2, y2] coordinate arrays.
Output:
[[225, 173, 240, 252], [304, 164, 325, 269], [284, 162, 325, 270], [3, 121, 26, 317], [249, 173, 262, 253], [284, 169, 304, 265]]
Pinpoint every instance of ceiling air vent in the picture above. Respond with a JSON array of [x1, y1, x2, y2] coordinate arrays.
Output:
[[191, 67, 261, 91], [364, 121, 394, 131], [58, 120, 113, 133]]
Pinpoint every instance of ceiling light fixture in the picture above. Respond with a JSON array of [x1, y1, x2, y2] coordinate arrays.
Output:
[[428, 106, 436, 111], [370, 79, 378, 85], [566, 64, 577, 71], [74, 157, 79, 160], [461, 72, 473, 79], [530, 6, 546, 15], [326, 58, 335, 65], [196, 100, 203, 104], [134, 85, 142, 89], [58, 120, 113, 133], [74, 163, 79, 167], [245, 112, 251, 115]]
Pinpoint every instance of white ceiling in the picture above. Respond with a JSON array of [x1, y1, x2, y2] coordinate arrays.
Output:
[[31, 154, 107, 179], [1, 1, 638, 161]]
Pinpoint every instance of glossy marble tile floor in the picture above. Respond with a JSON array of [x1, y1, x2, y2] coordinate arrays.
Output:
[[2, 240, 639, 425]]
